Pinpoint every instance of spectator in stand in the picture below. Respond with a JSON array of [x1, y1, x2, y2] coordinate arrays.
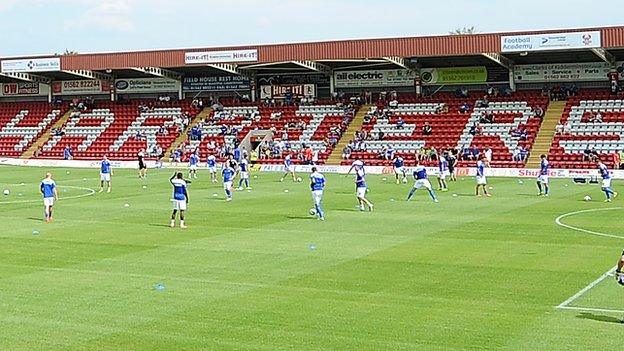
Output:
[[583, 147, 593, 161], [456, 87, 469, 98], [476, 95, 490, 108], [157, 125, 168, 136], [613, 150, 621, 170], [135, 131, 146, 141], [429, 147, 438, 161], [486, 86, 496, 96], [388, 98, 399, 108], [532, 105, 544, 119], [563, 121, 571, 134], [611, 80, 620, 95], [270, 111, 282, 120], [590, 111, 603, 123], [396, 117, 405, 129], [619, 150, 624, 169], [512, 146, 524, 162], [342, 146, 352, 160], [484, 147, 493, 163], [435, 103, 449, 114], [63, 145, 73, 160], [469, 122, 482, 136], [422, 121, 432, 135], [459, 102, 470, 114], [384, 146, 395, 160]]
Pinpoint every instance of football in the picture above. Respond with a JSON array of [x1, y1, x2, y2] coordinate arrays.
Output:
[[583, 195, 592, 202], [309, 208, 317, 216], [296, 177, 302, 182], [3, 189, 9, 196]]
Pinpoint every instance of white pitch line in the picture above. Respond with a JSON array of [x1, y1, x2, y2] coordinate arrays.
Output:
[[556, 265, 617, 309], [558, 305, 624, 314], [0, 185, 95, 205], [555, 207, 624, 239]]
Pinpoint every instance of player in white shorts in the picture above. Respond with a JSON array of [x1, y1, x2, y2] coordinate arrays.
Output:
[[40, 172, 59, 222], [475, 156, 491, 197], [169, 172, 189, 228], [206, 154, 218, 183], [536, 154, 550, 196]]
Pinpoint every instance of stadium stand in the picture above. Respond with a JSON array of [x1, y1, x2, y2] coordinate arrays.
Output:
[[340, 91, 548, 167], [182, 104, 356, 165], [0, 102, 64, 157], [549, 91, 624, 169], [37, 100, 197, 160]]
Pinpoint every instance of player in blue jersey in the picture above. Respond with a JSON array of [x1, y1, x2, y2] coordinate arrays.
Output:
[[99, 155, 113, 193], [188, 150, 200, 179], [407, 160, 439, 202], [237, 154, 252, 190], [169, 172, 189, 228], [40, 172, 58, 222], [279, 153, 297, 182], [392, 155, 407, 184], [354, 164, 374, 211], [437, 154, 449, 192], [206, 153, 218, 183], [222, 160, 237, 202], [310, 167, 326, 221], [475, 156, 491, 197], [536, 154, 550, 196], [596, 159, 618, 202]]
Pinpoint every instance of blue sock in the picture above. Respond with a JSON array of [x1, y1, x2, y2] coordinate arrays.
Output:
[[244, 179, 249, 188], [316, 204, 324, 218], [238, 179, 243, 187], [226, 189, 232, 198], [604, 187, 614, 199], [544, 185, 549, 195], [428, 189, 437, 201], [407, 188, 416, 201]]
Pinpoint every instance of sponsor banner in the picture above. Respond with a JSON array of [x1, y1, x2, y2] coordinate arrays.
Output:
[[1, 57, 60, 73], [501, 31, 601, 52], [421, 66, 487, 85], [0, 82, 49, 97], [1, 157, 621, 179], [52, 80, 110, 95], [185, 49, 258, 64], [260, 84, 316, 99], [115, 78, 180, 94], [0, 157, 156, 169], [257, 74, 330, 86], [182, 76, 250, 92], [514, 62, 618, 83], [334, 69, 416, 88]]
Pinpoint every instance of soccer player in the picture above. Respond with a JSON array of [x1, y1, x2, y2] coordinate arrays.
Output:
[[99, 155, 112, 193], [615, 251, 624, 292], [392, 155, 407, 184], [407, 160, 438, 203], [138, 149, 147, 179], [536, 154, 550, 196], [310, 166, 326, 221], [354, 164, 374, 211], [188, 150, 200, 179], [448, 150, 458, 181], [169, 172, 189, 228], [206, 153, 218, 183], [237, 154, 251, 190], [279, 153, 297, 182], [40, 172, 58, 222], [475, 156, 491, 197], [437, 154, 449, 192], [222, 161, 236, 201], [596, 159, 618, 202]]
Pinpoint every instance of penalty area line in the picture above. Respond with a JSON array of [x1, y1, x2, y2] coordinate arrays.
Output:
[[558, 305, 624, 314], [556, 265, 617, 309]]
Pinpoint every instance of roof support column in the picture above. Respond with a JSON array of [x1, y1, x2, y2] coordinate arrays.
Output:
[[591, 48, 616, 66]]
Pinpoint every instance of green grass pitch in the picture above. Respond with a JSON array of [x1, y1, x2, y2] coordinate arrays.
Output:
[[0, 165, 623, 350]]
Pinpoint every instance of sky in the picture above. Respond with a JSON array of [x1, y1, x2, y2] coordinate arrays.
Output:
[[0, 0, 621, 56]]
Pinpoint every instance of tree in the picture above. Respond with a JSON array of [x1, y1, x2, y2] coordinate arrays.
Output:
[[54, 49, 78, 56], [450, 26, 478, 35]]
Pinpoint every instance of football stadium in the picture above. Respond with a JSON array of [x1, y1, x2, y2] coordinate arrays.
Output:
[[2, 2, 624, 350]]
